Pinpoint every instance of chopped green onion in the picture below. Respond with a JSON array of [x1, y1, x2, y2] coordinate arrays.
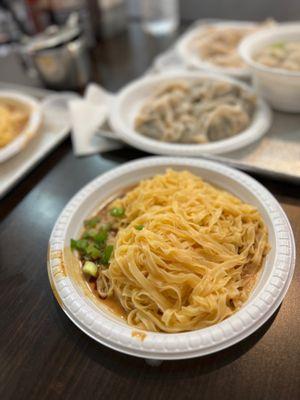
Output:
[[94, 228, 108, 245], [86, 244, 101, 260], [102, 222, 112, 231], [76, 239, 89, 252], [84, 216, 100, 228], [135, 225, 144, 231], [110, 207, 125, 217], [70, 238, 89, 254], [271, 42, 285, 49], [82, 229, 98, 239], [102, 245, 114, 265], [70, 238, 77, 251], [82, 261, 98, 278]]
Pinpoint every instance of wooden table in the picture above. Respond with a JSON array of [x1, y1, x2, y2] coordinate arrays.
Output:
[[1, 22, 300, 400]]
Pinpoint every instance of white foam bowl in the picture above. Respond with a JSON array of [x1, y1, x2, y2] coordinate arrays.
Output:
[[239, 23, 300, 112], [176, 21, 256, 79], [48, 157, 295, 360], [109, 71, 272, 156], [0, 91, 42, 163]]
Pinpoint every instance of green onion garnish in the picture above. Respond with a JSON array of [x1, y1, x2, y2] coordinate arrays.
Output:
[[110, 207, 125, 217], [135, 225, 144, 230], [82, 261, 98, 278], [84, 216, 100, 228], [271, 42, 285, 49], [102, 245, 114, 265], [102, 222, 112, 231], [94, 228, 108, 245], [70, 239, 89, 254], [70, 238, 77, 251], [86, 244, 101, 260], [82, 229, 98, 239]]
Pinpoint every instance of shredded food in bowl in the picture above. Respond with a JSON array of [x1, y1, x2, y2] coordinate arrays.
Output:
[[134, 79, 256, 144], [189, 20, 275, 69], [0, 99, 30, 148], [255, 41, 300, 72]]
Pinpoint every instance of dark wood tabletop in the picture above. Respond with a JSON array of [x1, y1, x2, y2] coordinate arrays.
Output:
[[1, 18, 300, 400]]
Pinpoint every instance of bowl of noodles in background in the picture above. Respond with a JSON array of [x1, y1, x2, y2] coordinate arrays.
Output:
[[48, 157, 295, 360], [0, 91, 42, 163]]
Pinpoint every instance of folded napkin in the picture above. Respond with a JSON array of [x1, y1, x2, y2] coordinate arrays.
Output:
[[69, 83, 122, 156]]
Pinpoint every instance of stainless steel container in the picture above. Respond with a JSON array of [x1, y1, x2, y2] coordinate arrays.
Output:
[[20, 15, 91, 90]]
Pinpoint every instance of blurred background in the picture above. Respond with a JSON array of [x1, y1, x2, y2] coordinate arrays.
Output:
[[128, 0, 299, 21], [1, 0, 299, 41], [0, 0, 299, 91]]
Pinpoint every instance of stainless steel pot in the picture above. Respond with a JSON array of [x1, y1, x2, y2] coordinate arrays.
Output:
[[19, 15, 91, 90]]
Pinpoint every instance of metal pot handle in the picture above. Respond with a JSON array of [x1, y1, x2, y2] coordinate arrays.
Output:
[[16, 46, 38, 79]]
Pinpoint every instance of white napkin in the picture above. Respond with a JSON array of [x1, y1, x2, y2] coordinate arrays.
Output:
[[69, 83, 122, 156]]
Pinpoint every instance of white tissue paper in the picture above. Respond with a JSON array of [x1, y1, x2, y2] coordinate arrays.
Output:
[[69, 83, 122, 156]]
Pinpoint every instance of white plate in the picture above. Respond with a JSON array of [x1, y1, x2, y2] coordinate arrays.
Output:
[[48, 157, 295, 360], [0, 91, 75, 198], [176, 20, 256, 79], [0, 91, 42, 163], [109, 71, 272, 156]]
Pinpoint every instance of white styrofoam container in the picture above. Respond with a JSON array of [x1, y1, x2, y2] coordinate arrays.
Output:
[[48, 157, 295, 360], [176, 20, 256, 79], [0, 90, 76, 198], [0, 91, 42, 163], [239, 23, 300, 112], [109, 71, 272, 156]]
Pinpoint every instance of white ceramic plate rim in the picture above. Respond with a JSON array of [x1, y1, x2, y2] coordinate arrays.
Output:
[[109, 71, 272, 156], [176, 20, 257, 78], [48, 157, 295, 360], [0, 91, 42, 163], [239, 23, 300, 77]]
